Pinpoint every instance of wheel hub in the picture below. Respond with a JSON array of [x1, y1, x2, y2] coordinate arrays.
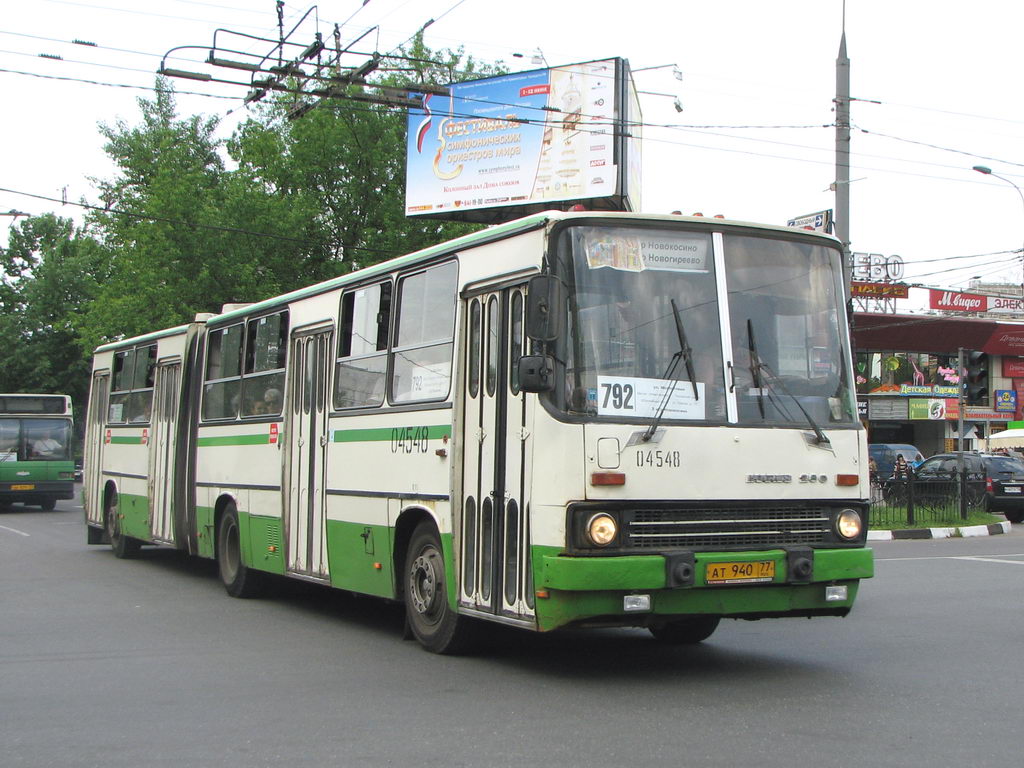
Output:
[[410, 552, 440, 615]]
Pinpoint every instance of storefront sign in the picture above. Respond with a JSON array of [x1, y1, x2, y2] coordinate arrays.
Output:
[[930, 289, 1024, 315], [995, 389, 1017, 413], [851, 282, 909, 299], [899, 384, 959, 397], [1002, 358, 1024, 377], [852, 253, 904, 281], [909, 399, 948, 420]]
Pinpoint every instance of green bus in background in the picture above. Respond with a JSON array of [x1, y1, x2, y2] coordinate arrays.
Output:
[[0, 394, 76, 511]]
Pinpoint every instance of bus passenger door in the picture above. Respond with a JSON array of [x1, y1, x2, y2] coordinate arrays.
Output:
[[285, 328, 332, 581], [148, 361, 180, 544], [459, 286, 534, 622], [84, 371, 109, 528]]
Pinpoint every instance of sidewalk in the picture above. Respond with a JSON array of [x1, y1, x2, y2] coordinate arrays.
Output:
[[868, 520, 1012, 541]]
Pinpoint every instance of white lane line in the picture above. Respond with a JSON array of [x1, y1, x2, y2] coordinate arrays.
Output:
[[954, 555, 1024, 565], [0, 524, 30, 537], [877, 553, 1024, 562]]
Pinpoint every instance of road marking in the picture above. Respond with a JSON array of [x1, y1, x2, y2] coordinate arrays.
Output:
[[0, 524, 30, 537], [877, 553, 1024, 562], [953, 555, 1024, 565]]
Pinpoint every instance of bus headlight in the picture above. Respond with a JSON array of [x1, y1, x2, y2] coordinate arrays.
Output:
[[586, 513, 618, 547], [836, 509, 863, 540]]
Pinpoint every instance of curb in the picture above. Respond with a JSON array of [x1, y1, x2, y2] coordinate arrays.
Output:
[[868, 520, 1012, 541]]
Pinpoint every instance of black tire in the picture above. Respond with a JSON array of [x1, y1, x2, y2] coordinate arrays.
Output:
[[649, 616, 721, 645], [105, 489, 141, 559], [217, 503, 266, 598], [404, 521, 476, 654], [1004, 509, 1024, 524], [40, 497, 57, 511]]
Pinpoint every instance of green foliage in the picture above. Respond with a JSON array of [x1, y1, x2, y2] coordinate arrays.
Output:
[[4, 39, 506, 405], [0, 214, 108, 410]]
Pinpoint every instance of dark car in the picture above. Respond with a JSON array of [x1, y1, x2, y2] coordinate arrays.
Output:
[[913, 452, 1024, 522]]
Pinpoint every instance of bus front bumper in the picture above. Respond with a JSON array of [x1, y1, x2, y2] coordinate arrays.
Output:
[[533, 547, 874, 632]]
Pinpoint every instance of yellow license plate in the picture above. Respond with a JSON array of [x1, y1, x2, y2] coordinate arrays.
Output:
[[705, 560, 776, 585], [10, 484, 35, 491]]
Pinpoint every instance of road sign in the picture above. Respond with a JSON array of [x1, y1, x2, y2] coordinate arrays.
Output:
[[786, 209, 833, 233]]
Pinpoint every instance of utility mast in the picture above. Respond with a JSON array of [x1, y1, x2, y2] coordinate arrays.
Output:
[[835, 6, 852, 298]]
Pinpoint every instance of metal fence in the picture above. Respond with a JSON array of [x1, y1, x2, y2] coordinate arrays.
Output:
[[869, 471, 986, 529]]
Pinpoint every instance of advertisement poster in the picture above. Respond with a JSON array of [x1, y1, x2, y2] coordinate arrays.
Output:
[[995, 389, 1017, 413], [406, 59, 626, 219]]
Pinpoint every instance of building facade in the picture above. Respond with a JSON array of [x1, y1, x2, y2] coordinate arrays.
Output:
[[852, 312, 1024, 457]]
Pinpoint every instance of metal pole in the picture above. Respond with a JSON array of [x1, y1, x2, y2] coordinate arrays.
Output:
[[835, 28, 852, 300]]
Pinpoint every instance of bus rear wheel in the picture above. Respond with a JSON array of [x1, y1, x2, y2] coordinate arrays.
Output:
[[649, 616, 721, 644], [217, 503, 266, 599], [105, 489, 140, 559], [40, 498, 56, 511], [404, 521, 476, 654]]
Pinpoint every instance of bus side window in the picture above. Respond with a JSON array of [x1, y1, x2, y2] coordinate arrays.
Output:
[[241, 312, 289, 417], [126, 344, 156, 423], [335, 283, 390, 409], [108, 349, 135, 423], [390, 261, 458, 404], [203, 324, 244, 420]]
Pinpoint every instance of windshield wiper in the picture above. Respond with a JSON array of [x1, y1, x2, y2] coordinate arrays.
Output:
[[641, 299, 698, 442], [746, 319, 831, 448], [746, 319, 765, 419]]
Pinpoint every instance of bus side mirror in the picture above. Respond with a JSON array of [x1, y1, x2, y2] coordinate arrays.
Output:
[[526, 275, 564, 342], [518, 355, 554, 393]]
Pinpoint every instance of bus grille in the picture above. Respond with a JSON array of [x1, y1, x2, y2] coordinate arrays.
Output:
[[625, 506, 833, 550]]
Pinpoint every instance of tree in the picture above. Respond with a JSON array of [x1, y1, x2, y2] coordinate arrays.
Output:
[[82, 79, 248, 348], [12, 40, 505, 396], [225, 35, 506, 280], [0, 214, 109, 412]]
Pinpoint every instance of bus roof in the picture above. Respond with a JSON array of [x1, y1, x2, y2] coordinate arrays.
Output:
[[93, 324, 192, 354], [207, 210, 840, 326]]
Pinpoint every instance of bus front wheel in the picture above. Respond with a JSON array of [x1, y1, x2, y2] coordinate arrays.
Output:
[[649, 616, 721, 645], [217, 503, 266, 599], [105, 490, 140, 559], [40, 497, 56, 511], [404, 521, 476, 654]]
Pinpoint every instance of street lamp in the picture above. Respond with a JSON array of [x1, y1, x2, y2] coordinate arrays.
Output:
[[972, 165, 1024, 296]]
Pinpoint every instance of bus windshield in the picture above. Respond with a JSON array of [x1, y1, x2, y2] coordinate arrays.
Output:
[[0, 418, 73, 461], [555, 224, 857, 428]]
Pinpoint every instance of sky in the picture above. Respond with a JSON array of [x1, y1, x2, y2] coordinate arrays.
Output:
[[2, 0, 1023, 304]]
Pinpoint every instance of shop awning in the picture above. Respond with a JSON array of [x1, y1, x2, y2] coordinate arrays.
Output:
[[852, 313, 1024, 356]]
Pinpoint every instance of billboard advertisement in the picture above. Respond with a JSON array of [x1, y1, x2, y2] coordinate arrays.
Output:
[[405, 58, 640, 222]]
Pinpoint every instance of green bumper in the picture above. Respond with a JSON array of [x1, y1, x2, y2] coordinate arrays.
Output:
[[534, 547, 873, 632]]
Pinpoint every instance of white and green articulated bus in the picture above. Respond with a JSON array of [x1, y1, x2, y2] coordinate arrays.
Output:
[[0, 393, 76, 510], [83, 211, 874, 653]]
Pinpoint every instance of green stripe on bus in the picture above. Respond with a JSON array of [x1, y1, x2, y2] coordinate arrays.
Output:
[[108, 436, 145, 445], [197, 434, 275, 447], [332, 425, 452, 443]]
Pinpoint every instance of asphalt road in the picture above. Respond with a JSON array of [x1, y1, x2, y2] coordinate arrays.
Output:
[[3, 493, 1023, 768]]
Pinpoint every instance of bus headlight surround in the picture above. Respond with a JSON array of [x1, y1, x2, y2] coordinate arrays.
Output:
[[586, 513, 618, 547], [836, 509, 863, 540]]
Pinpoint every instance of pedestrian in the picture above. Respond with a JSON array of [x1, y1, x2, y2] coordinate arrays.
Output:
[[893, 454, 909, 479]]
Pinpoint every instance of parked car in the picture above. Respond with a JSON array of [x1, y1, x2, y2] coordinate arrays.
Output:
[[869, 443, 924, 478], [913, 452, 1024, 522]]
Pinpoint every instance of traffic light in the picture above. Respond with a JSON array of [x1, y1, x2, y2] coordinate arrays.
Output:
[[965, 350, 989, 405]]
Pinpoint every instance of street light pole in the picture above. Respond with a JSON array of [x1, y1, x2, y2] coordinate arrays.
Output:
[[972, 165, 1024, 296]]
